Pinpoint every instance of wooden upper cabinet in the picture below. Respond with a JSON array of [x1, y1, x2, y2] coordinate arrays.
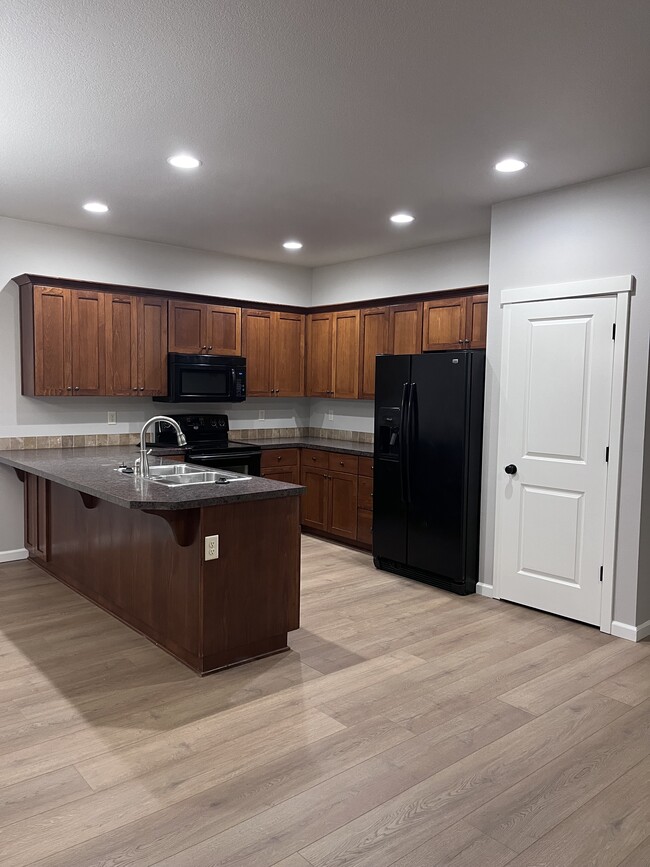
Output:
[[422, 296, 467, 351], [137, 296, 168, 395], [389, 302, 423, 355], [206, 304, 241, 356], [30, 285, 72, 395], [306, 313, 333, 397], [466, 292, 488, 349], [332, 309, 360, 400], [274, 311, 305, 397], [243, 309, 273, 396], [105, 294, 138, 396], [359, 307, 389, 399], [168, 300, 204, 354], [70, 290, 105, 395]]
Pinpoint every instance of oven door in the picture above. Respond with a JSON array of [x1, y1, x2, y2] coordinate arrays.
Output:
[[188, 450, 262, 477]]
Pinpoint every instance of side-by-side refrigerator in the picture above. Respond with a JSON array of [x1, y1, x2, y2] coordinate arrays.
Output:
[[373, 350, 485, 595]]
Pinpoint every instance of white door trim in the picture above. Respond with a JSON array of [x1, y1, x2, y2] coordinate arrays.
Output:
[[500, 274, 634, 306], [493, 276, 633, 637]]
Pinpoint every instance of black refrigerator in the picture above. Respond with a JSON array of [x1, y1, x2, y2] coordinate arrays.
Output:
[[373, 350, 485, 595]]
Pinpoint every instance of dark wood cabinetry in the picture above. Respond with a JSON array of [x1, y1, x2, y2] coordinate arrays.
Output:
[[422, 291, 488, 351], [105, 294, 168, 396], [307, 310, 361, 399], [389, 302, 423, 355], [261, 448, 301, 485], [243, 310, 305, 397], [299, 449, 361, 542], [306, 313, 333, 397], [24, 473, 49, 562], [169, 300, 241, 355], [466, 292, 488, 349], [359, 307, 389, 400]]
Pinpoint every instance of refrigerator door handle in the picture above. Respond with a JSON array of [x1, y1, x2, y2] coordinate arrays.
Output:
[[399, 382, 410, 502], [405, 381, 417, 503]]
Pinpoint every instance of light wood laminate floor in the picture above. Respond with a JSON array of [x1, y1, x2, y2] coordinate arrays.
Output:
[[0, 535, 649, 866]]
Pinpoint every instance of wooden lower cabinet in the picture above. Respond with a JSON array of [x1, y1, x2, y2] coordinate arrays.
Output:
[[261, 448, 300, 486], [357, 509, 373, 545], [300, 466, 330, 532], [329, 470, 358, 540]]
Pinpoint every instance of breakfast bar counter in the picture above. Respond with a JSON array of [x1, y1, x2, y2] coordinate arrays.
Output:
[[0, 447, 303, 675]]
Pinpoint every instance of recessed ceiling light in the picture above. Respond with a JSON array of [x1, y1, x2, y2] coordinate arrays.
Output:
[[82, 201, 109, 213], [390, 212, 415, 224], [167, 153, 201, 169], [283, 240, 303, 250], [494, 158, 527, 173]]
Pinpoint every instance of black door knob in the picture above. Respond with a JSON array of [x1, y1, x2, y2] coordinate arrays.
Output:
[[505, 464, 518, 475]]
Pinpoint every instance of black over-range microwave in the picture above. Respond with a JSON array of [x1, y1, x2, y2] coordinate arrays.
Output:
[[154, 353, 246, 403]]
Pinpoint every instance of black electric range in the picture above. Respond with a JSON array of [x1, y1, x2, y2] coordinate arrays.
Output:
[[152, 414, 262, 476]]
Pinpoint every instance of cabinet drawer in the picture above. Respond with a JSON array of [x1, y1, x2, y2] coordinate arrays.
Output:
[[328, 453, 359, 474], [358, 456, 374, 477], [358, 475, 373, 510], [261, 448, 299, 469], [303, 449, 329, 469], [357, 509, 373, 545]]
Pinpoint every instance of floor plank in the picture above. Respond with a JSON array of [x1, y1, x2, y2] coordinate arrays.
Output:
[[0, 535, 646, 867]]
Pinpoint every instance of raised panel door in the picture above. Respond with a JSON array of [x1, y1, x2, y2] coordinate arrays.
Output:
[[105, 294, 138, 396], [389, 302, 422, 355], [137, 296, 168, 395], [169, 300, 205, 354], [359, 307, 389, 399], [206, 305, 241, 356], [274, 311, 305, 397], [300, 467, 329, 531], [466, 292, 488, 349], [422, 297, 466, 351], [306, 313, 333, 397], [261, 466, 300, 485], [33, 286, 72, 395], [332, 309, 360, 399], [243, 309, 273, 396], [328, 470, 358, 539], [71, 290, 105, 395]]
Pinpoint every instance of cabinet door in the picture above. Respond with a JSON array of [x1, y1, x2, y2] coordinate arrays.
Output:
[[206, 305, 241, 356], [169, 300, 206, 354], [422, 296, 467, 351], [243, 309, 273, 396], [357, 509, 373, 546], [137, 296, 168, 395], [274, 311, 305, 397], [300, 467, 329, 531], [332, 309, 360, 399], [71, 290, 105, 395], [466, 292, 488, 349], [389, 302, 422, 355], [261, 466, 300, 485], [328, 470, 358, 540], [105, 294, 138, 396], [33, 285, 72, 395], [359, 307, 389, 399], [306, 313, 333, 397]]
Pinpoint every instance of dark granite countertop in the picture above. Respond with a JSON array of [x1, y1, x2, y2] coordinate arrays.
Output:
[[0, 447, 303, 511], [242, 437, 374, 457]]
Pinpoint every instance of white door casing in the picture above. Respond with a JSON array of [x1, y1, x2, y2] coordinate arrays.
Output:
[[494, 276, 632, 632]]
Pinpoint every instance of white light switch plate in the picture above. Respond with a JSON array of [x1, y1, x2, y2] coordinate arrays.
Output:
[[204, 534, 219, 561], [107, 411, 117, 424], [259, 410, 265, 420], [328, 409, 334, 421]]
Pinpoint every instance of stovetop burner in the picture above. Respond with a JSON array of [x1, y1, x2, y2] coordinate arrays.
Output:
[[152, 413, 261, 456]]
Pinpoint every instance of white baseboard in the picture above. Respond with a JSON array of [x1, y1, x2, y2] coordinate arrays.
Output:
[[476, 582, 494, 598], [611, 619, 650, 643], [0, 548, 29, 563]]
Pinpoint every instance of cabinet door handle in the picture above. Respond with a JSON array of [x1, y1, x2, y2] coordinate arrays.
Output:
[[133, 387, 138, 391], [139, 387, 145, 391], [74, 386, 80, 391], [66, 386, 72, 391], [208, 345, 213, 351], [340, 461, 344, 466]]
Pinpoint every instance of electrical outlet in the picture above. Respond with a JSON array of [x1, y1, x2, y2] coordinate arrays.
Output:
[[107, 411, 117, 425], [328, 408, 334, 421], [204, 534, 219, 561], [259, 409, 265, 420]]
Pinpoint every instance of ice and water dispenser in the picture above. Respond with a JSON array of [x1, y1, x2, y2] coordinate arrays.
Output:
[[377, 407, 401, 459]]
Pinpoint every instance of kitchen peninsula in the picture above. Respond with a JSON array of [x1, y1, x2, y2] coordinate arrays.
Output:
[[0, 446, 302, 674]]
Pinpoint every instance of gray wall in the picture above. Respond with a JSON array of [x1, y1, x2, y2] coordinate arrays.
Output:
[[483, 168, 650, 628]]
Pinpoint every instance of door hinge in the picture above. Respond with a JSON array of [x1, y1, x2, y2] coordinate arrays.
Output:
[[599, 566, 604, 582], [612, 323, 616, 340], [605, 446, 609, 463]]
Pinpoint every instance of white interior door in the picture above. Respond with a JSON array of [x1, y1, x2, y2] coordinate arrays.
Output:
[[496, 295, 616, 625]]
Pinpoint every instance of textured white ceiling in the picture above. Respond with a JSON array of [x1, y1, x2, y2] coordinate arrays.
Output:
[[2, 0, 649, 266]]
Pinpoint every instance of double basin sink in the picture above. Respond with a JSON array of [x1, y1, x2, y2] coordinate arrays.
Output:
[[146, 464, 252, 486]]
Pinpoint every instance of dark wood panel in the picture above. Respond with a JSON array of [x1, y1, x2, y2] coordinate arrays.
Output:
[[261, 466, 300, 485], [137, 296, 168, 396], [422, 296, 467, 351], [24, 473, 49, 561], [105, 294, 138, 396], [389, 302, 423, 355], [33, 285, 72, 395], [302, 449, 329, 469], [274, 311, 305, 397], [328, 470, 358, 540], [306, 313, 333, 397], [359, 307, 389, 399], [358, 456, 374, 477], [332, 310, 360, 400], [261, 448, 300, 470], [168, 300, 205, 354], [70, 290, 105, 395], [300, 467, 329, 531], [206, 305, 241, 356], [242, 309, 273, 396], [328, 453, 359, 475], [357, 507, 373, 546], [467, 291, 488, 349], [358, 474, 373, 511]]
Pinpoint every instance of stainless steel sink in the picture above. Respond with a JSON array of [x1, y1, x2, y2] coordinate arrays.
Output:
[[147, 464, 252, 486]]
